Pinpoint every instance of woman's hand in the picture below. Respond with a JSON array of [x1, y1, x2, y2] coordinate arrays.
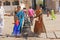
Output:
[[12, 23, 15, 24]]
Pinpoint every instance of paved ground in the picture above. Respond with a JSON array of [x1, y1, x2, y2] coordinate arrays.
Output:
[[0, 14, 60, 40], [43, 14, 60, 39]]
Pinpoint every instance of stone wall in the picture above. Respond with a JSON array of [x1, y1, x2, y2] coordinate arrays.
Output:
[[46, 0, 56, 9], [46, 0, 60, 13], [22, 0, 32, 9]]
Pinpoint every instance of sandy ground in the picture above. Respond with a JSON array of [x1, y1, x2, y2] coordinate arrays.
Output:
[[0, 14, 60, 40]]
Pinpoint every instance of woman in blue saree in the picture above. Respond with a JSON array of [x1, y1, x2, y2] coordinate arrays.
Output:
[[12, 6, 24, 36], [16, 9, 24, 33]]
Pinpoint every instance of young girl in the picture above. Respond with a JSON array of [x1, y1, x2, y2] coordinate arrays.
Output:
[[28, 7, 34, 25], [51, 9, 56, 20], [47, 9, 50, 17], [23, 8, 30, 27], [12, 16, 20, 36]]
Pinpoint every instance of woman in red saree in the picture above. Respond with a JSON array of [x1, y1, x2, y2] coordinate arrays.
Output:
[[34, 6, 46, 35]]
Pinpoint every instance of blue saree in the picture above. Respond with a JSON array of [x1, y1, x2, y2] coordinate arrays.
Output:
[[12, 10, 24, 36], [12, 23, 20, 36], [16, 10, 24, 33]]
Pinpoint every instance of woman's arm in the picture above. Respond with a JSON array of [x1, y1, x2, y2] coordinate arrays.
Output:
[[34, 13, 42, 18]]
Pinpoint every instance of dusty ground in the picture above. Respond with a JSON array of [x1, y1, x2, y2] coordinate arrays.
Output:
[[0, 14, 60, 40]]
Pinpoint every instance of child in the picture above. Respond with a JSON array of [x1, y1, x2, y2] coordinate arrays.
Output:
[[51, 9, 56, 20], [22, 8, 31, 36], [12, 16, 20, 36], [23, 8, 30, 26], [47, 9, 50, 17], [28, 7, 34, 25]]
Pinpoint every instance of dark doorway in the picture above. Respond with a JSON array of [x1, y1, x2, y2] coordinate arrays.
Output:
[[32, 0, 45, 10], [43, 0, 46, 10], [32, 0, 36, 10]]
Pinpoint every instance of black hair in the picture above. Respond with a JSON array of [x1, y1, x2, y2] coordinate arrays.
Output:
[[23, 8, 26, 9], [29, 6, 32, 8], [17, 5, 21, 8]]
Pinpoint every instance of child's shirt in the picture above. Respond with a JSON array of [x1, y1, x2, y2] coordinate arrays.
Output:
[[15, 20, 19, 26]]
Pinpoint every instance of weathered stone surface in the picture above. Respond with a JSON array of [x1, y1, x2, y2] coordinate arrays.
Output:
[[55, 31, 60, 38], [39, 33, 46, 38], [46, 32, 56, 38]]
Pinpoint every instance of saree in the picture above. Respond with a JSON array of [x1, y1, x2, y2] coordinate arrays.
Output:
[[12, 20, 20, 35], [34, 9, 46, 35], [16, 10, 24, 33]]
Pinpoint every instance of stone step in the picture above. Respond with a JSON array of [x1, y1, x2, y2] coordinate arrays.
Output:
[[39, 33, 47, 38], [27, 37, 36, 40], [36, 38, 50, 40], [46, 32, 56, 38], [54, 31, 60, 38]]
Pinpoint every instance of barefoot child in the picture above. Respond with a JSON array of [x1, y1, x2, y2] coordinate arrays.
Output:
[[12, 16, 20, 36]]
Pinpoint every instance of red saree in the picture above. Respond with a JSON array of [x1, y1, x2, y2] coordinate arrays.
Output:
[[34, 9, 46, 35]]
